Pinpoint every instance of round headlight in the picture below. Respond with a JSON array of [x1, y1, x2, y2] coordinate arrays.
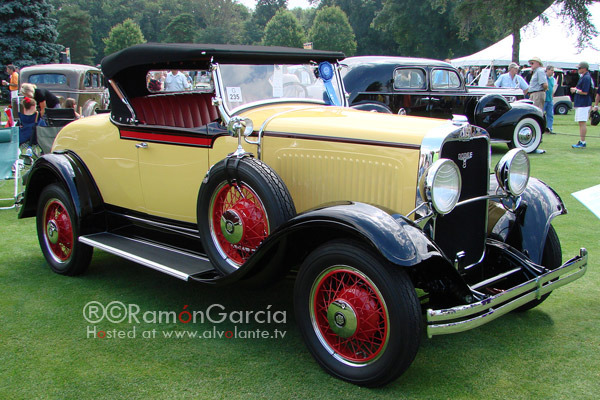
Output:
[[419, 159, 462, 215], [495, 148, 530, 196]]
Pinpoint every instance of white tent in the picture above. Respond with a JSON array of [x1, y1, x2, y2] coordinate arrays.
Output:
[[452, 2, 600, 70]]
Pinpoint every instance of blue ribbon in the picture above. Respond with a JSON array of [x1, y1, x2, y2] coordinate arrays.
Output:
[[319, 62, 341, 106]]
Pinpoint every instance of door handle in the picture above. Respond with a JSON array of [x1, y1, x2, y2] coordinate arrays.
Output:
[[135, 142, 148, 149]]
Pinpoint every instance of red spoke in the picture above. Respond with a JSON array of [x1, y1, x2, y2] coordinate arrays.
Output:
[[313, 269, 388, 363]]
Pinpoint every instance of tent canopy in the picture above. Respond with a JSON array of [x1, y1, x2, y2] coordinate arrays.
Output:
[[452, 2, 600, 70]]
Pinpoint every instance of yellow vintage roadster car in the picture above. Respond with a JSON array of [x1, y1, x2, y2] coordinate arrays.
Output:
[[18, 43, 587, 387]]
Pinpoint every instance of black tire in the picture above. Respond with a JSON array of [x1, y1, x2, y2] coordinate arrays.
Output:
[[508, 117, 542, 153], [36, 184, 93, 275], [554, 103, 569, 115], [294, 241, 422, 387], [197, 157, 295, 275], [515, 225, 562, 312]]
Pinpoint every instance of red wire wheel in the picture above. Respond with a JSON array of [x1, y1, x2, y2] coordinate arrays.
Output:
[[310, 266, 389, 364], [209, 181, 269, 267], [198, 157, 296, 276], [42, 199, 74, 263]]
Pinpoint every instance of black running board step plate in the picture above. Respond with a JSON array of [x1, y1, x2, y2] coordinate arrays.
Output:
[[79, 233, 215, 281]]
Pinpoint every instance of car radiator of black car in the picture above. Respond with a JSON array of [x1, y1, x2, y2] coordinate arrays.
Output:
[[434, 136, 490, 269]]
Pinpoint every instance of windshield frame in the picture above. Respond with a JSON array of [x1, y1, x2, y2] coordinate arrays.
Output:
[[212, 61, 347, 119]]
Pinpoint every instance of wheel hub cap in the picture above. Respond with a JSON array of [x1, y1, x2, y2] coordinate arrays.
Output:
[[327, 300, 358, 338], [46, 220, 59, 244], [519, 126, 533, 143], [220, 209, 243, 244]]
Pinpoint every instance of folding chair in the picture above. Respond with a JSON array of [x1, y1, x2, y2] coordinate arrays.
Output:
[[0, 127, 21, 210]]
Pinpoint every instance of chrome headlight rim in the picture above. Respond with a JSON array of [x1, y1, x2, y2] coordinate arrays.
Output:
[[419, 159, 462, 215], [495, 148, 530, 196]]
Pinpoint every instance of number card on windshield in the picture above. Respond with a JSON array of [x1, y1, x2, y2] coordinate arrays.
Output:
[[226, 87, 243, 103]]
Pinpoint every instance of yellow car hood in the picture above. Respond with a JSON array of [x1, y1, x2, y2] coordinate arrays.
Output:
[[240, 104, 450, 146]]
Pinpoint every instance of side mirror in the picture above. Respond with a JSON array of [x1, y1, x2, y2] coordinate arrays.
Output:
[[227, 116, 253, 138]]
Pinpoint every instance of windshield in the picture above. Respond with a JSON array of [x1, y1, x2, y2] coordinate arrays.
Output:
[[218, 63, 344, 112]]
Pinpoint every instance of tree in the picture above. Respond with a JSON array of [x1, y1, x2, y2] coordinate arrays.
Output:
[[263, 10, 305, 47], [197, 0, 250, 44], [433, 0, 599, 62], [0, 0, 62, 68], [164, 13, 197, 43], [309, 6, 357, 55], [57, 6, 95, 65], [373, 0, 497, 59], [244, 0, 288, 44], [103, 19, 146, 56], [313, 0, 396, 55]]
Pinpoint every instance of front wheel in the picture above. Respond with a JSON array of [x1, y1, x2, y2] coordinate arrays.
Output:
[[36, 184, 93, 275], [509, 117, 542, 153], [294, 241, 422, 387]]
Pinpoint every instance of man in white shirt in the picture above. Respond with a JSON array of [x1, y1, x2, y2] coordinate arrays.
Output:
[[164, 70, 191, 92], [494, 62, 528, 94]]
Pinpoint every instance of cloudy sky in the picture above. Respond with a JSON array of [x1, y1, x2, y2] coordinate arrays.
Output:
[[237, 0, 313, 10]]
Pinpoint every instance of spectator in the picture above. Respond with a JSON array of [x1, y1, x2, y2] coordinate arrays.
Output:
[[64, 98, 81, 119], [148, 72, 162, 92], [544, 65, 557, 134], [164, 70, 190, 92], [494, 62, 528, 94], [20, 83, 60, 116], [570, 61, 592, 148], [18, 96, 45, 147], [2, 64, 19, 112], [527, 57, 548, 110]]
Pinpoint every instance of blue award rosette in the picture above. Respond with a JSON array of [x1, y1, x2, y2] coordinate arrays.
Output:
[[319, 62, 341, 106]]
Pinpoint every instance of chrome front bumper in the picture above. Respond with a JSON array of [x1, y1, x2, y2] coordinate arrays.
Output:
[[426, 248, 588, 338]]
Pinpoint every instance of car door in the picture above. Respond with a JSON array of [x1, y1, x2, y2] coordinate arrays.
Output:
[[134, 128, 210, 224], [390, 67, 429, 116], [427, 68, 469, 119]]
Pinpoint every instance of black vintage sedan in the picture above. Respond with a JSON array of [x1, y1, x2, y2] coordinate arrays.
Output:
[[342, 56, 546, 153]]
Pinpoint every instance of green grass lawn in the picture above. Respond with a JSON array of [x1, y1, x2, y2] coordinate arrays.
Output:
[[1, 114, 599, 399]]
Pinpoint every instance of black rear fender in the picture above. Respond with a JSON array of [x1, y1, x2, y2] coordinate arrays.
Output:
[[18, 151, 105, 234]]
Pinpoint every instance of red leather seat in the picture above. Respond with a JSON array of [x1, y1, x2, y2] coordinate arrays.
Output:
[[130, 93, 218, 128]]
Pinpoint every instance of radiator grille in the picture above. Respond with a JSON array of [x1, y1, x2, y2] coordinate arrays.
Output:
[[434, 137, 489, 267]]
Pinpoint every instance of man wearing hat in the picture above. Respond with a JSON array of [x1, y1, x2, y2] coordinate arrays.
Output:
[[570, 61, 593, 148], [494, 62, 529, 93], [528, 57, 548, 110]]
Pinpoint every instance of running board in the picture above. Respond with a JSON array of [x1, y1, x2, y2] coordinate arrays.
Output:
[[79, 233, 215, 281]]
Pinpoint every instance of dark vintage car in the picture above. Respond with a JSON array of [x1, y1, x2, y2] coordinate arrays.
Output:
[[342, 56, 546, 153], [19, 64, 109, 116], [17, 43, 587, 387]]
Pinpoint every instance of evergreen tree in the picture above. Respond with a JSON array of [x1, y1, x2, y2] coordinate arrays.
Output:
[[164, 13, 197, 43], [263, 10, 305, 48], [309, 6, 357, 56], [103, 19, 146, 56], [0, 0, 62, 68], [57, 6, 95, 65]]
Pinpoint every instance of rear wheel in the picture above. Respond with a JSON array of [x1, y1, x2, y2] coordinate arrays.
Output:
[[515, 225, 562, 312], [294, 241, 422, 387], [554, 103, 569, 115], [509, 117, 542, 153], [36, 184, 92, 275]]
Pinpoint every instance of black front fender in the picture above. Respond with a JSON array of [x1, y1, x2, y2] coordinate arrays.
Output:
[[18, 151, 105, 234], [489, 177, 566, 264], [208, 202, 471, 301], [486, 102, 546, 141]]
